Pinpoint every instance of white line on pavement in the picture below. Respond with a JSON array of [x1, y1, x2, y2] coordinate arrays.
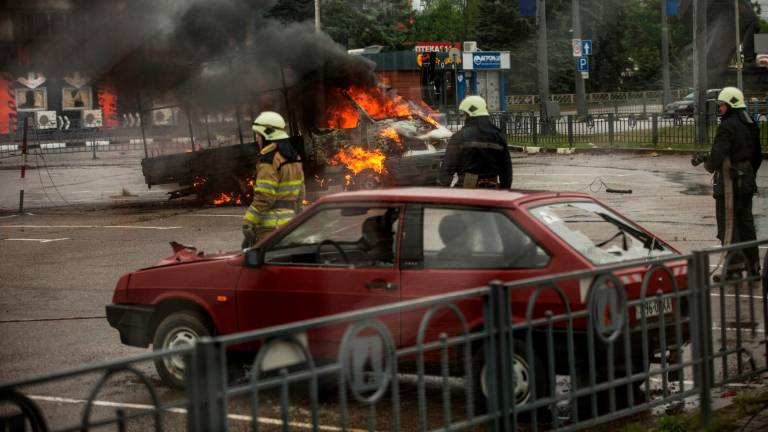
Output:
[[0, 225, 180, 230], [103, 225, 181, 230], [0, 214, 18, 219], [186, 214, 242, 217], [28, 395, 367, 432], [712, 327, 765, 333], [4, 238, 69, 243], [710, 293, 765, 300]]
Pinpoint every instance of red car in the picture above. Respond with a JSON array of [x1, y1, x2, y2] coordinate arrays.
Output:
[[107, 188, 688, 406]]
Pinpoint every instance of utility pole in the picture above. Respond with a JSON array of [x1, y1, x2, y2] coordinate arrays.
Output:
[[661, 0, 672, 106], [315, 0, 321, 32], [734, 0, 743, 89], [693, 0, 708, 147], [573, 0, 587, 117], [537, 0, 551, 131]]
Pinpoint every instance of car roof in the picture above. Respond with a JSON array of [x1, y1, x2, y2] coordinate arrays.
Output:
[[314, 187, 594, 208]]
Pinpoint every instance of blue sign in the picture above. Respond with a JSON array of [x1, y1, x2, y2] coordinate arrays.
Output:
[[577, 57, 589, 72], [667, 0, 678, 16], [581, 40, 593, 56], [472, 52, 502, 69], [519, 0, 536, 17]]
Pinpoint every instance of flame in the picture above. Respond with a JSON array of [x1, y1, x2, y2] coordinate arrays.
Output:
[[344, 174, 353, 189], [329, 147, 386, 175], [326, 85, 434, 129], [211, 192, 242, 205], [378, 127, 402, 145], [192, 176, 207, 188]]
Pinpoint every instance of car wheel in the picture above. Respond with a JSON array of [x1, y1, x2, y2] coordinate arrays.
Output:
[[472, 339, 550, 421], [353, 169, 382, 190], [152, 311, 211, 388]]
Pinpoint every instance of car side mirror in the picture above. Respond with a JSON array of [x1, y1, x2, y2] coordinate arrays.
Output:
[[244, 248, 263, 267]]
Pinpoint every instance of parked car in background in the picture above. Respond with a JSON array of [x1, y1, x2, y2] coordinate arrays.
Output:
[[106, 188, 690, 409], [664, 88, 721, 116]]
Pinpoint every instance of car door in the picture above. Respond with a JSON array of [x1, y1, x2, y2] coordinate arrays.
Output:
[[399, 204, 554, 347], [236, 203, 403, 358]]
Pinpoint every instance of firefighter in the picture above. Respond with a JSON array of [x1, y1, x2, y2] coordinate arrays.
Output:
[[691, 87, 762, 278], [438, 95, 512, 189], [242, 111, 305, 248]]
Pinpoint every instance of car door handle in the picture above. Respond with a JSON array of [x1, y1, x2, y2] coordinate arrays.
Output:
[[366, 279, 398, 290]]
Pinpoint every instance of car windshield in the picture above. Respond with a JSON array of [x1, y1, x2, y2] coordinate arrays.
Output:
[[529, 201, 673, 265]]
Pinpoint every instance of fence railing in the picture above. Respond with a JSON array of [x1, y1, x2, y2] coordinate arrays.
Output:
[[1, 239, 766, 431], [506, 90, 687, 113], [443, 111, 768, 151]]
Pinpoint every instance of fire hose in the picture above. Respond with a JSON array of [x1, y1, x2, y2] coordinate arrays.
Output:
[[711, 157, 734, 278]]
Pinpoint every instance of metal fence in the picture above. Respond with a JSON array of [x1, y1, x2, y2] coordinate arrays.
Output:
[[1, 239, 766, 431], [442, 111, 768, 151], [506, 90, 688, 115]]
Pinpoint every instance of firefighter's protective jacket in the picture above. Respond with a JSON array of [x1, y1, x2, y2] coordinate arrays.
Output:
[[439, 116, 512, 188], [705, 108, 762, 198], [243, 140, 305, 230]]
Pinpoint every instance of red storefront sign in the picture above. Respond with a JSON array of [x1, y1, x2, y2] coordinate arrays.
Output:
[[414, 42, 460, 53]]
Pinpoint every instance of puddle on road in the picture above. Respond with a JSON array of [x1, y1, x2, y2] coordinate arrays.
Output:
[[665, 172, 711, 196]]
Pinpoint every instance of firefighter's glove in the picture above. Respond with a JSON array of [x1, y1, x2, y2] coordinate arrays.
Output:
[[242, 223, 258, 249], [690, 152, 709, 167]]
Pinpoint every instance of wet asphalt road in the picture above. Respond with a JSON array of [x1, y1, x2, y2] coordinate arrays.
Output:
[[0, 149, 766, 430]]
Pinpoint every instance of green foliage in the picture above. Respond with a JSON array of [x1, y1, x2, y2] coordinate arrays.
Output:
[[733, 390, 768, 417], [320, 0, 413, 50], [412, 0, 464, 42]]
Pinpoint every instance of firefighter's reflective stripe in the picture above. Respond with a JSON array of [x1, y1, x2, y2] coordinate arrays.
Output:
[[465, 141, 505, 150], [253, 179, 278, 195], [244, 207, 296, 228], [275, 179, 303, 197]]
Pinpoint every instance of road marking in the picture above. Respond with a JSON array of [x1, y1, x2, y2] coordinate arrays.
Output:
[[0, 225, 180, 230], [28, 395, 367, 431], [4, 238, 69, 243], [0, 215, 19, 219], [103, 225, 181, 230], [710, 293, 764, 300], [187, 214, 242, 217], [712, 327, 765, 333]]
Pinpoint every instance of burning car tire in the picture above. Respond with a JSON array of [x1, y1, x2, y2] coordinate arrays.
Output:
[[353, 169, 383, 190], [152, 311, 211, 388]]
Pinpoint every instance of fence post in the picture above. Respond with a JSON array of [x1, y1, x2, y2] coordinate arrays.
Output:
[[608, 113, 615, 147], [567, 115, 574, 148], [690, 251, 713, 428], [642, 92, 648, 115], [651, 113, 659, 146], [187, 337, 227, 432], [18, 117, 28, 214], [531, 113, 538, 146], [485, 281, 511, 431]]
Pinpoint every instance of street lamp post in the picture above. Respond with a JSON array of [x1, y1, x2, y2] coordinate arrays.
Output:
[[315, 0, 321, 32], [734, 0, 743, 89]]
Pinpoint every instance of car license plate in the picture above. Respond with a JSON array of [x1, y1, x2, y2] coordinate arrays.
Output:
[[635, 297, 673, 318]]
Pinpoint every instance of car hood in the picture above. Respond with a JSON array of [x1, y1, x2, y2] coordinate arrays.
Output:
[[150, 241, 240, 268]]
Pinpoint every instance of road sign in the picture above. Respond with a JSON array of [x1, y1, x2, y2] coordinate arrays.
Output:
[[572, 38, 582, 57], [581, 71, 589, 79], [577, 56, 589, 72], [581, 40, 593, 56]]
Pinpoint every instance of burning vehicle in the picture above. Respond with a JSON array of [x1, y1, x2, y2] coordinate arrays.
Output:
[[140, 85, 451, 204]]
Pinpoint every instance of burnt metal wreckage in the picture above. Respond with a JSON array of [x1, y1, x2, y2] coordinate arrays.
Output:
[[140, 90, 450, 204]]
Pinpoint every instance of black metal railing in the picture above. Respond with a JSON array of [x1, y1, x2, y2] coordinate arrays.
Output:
[[1, 239, 766, 431]]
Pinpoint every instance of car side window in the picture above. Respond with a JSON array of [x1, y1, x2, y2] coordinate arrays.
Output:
[[422, 207, 548, 269], [264, 206, 400, 267]]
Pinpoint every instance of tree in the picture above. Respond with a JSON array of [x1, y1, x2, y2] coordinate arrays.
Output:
[[412, 0, 464, 42]]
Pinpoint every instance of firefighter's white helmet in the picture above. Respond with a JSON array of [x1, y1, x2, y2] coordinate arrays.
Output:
[[717, 87, 746, 109], [458, 95, 490, 117], [252, 111, 289, 141]]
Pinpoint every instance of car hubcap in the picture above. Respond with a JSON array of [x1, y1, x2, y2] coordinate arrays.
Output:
[[481, 353, 532, 404], [162, 326, 198, 380]]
